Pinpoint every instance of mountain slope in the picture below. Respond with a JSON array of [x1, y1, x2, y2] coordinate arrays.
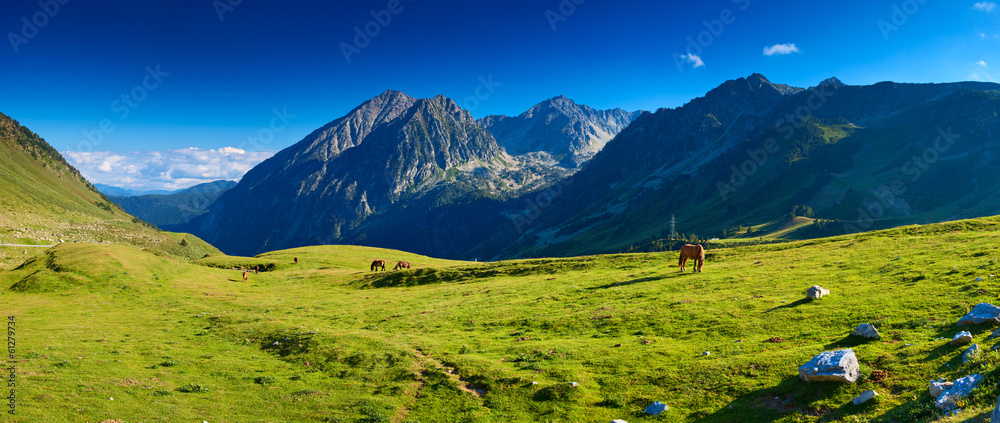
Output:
[[0, 111, 220, 268], [108, 180, 237, 226], [478, 95, 639, 167], [179, 91, 567, 256]]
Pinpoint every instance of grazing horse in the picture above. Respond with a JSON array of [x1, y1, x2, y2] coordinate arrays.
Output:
[[371, 260, 386, 272], [393, 261, 411, 270], [678, 244, 705, 272], [242, 271, 249, 282], [294, 257, 299, 264]]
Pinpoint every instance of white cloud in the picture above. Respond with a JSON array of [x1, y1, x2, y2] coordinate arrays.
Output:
[[973, 1, 996, 12], [681, 54, 705, 68], [763, 43, 800, 56], [63, 147, 275, 192], [978, 60, 989, 67]]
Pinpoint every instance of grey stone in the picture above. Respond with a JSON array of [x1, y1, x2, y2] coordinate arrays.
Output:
[[987, 328, 1000, 341], [851, 323, 880, 339], [806, 285, 830, 299], [930, 380, 953, 399], [644, 401, 668, 415], [936, 374, 983, 410], [957, 303, 1000, 326], [963, 344, 981, 363], [798, 349, 860, 383], [852, 390, 878, 405], [611, 420, 629, 423], [951, 331, 973, 345]]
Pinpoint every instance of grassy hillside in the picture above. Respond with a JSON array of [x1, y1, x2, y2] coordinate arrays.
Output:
[[5, 218, 1000, 421], [0, 111, 221, 268]]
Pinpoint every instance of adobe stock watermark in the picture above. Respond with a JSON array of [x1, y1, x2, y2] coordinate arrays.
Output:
[[340, 0, 413, 64], [462, 74, 501, 113], [7, 316, 14, 416], [672, 0, 750, 72], [877, 0, 928, 41], [545, 0, 585, 31], [236, 107, 296, 154], [843, 126, 960, 234], [716, 83, 837, 201], [77, 65, 170, 153], [509, 177, 575, 235], [213, 0, 244, 22], [7, 0, 71, 54]]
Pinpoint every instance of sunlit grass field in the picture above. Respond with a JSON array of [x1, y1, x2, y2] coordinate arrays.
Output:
[[4, 217, 1000, 422]]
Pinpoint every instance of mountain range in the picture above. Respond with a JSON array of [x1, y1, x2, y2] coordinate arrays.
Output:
[[108, 180, 238, 226], [144, 75, 1000, 259], [478, 95, 639, 168]]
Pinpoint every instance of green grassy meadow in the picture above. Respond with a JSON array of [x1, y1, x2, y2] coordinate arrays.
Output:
[[5, 218, 1000, 422]]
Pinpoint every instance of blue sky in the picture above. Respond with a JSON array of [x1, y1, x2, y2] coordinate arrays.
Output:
[[1, 0, 997, 190]]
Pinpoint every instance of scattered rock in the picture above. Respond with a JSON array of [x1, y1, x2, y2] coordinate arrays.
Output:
[[957, 303, 1000, 326], [806, 285, 830, 300], [930, 380, 954, 399], [644, 401, 668, 415], [963, 344, 981, 363], [951, 331, 973, 345], [798, 349, 860, 383], [936, 374, 983, 410], [569, 382, 579, 387], [702, 351, 710, 356], [765, 337, 784, 343], [976, 277, 985, 282], [531, 381, 538, 385], [987, 328, 1000, 341], [851, 323, 881, 339], [611, 420, 628, 423], [852, 390, 878, 405]]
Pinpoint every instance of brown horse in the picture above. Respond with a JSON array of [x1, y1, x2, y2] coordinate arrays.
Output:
[[678, 244, 705, 272], [242, 271, 249, 282], [393, 261, 411, 270], [294, 257, 299, 264], [371, 260, 386, 271]]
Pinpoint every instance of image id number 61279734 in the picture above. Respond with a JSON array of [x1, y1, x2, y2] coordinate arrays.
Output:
[[7, 315, 14, 416]]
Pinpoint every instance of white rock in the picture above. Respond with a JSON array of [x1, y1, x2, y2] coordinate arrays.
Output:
[[702, 351, 710, 356], [963, 344, 981, 363], [851, 323, 881, 339], [806, 285, 830, 299], [569, 382, 579, 387], [852, 390, 878, 405], [957, 303, 1000, 326], [798, 349, 860, 383], [930, 380, 954, 399], [951, 331, 973, 345], [531, 381, 538, 385], [936, 374, 983, 410], [611, 420, 628, 423], [644, 401, 668, 415]]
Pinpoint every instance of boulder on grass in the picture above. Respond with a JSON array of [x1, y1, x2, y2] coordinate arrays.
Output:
[[957, 303, 1000, 326], [851, 323, 880, 339], [852, 390, 878, 405], [930, 380, 954, 399], [963, 344, 981, 363], [644, 401, 668, 415], [798, 349, 860, 383], [951, 331, 973, 345], [935, 374, 983, 410], [806, 285, 830, 299]]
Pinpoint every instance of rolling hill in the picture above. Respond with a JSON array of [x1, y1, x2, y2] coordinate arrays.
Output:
[[0, 111, 220, 269]]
